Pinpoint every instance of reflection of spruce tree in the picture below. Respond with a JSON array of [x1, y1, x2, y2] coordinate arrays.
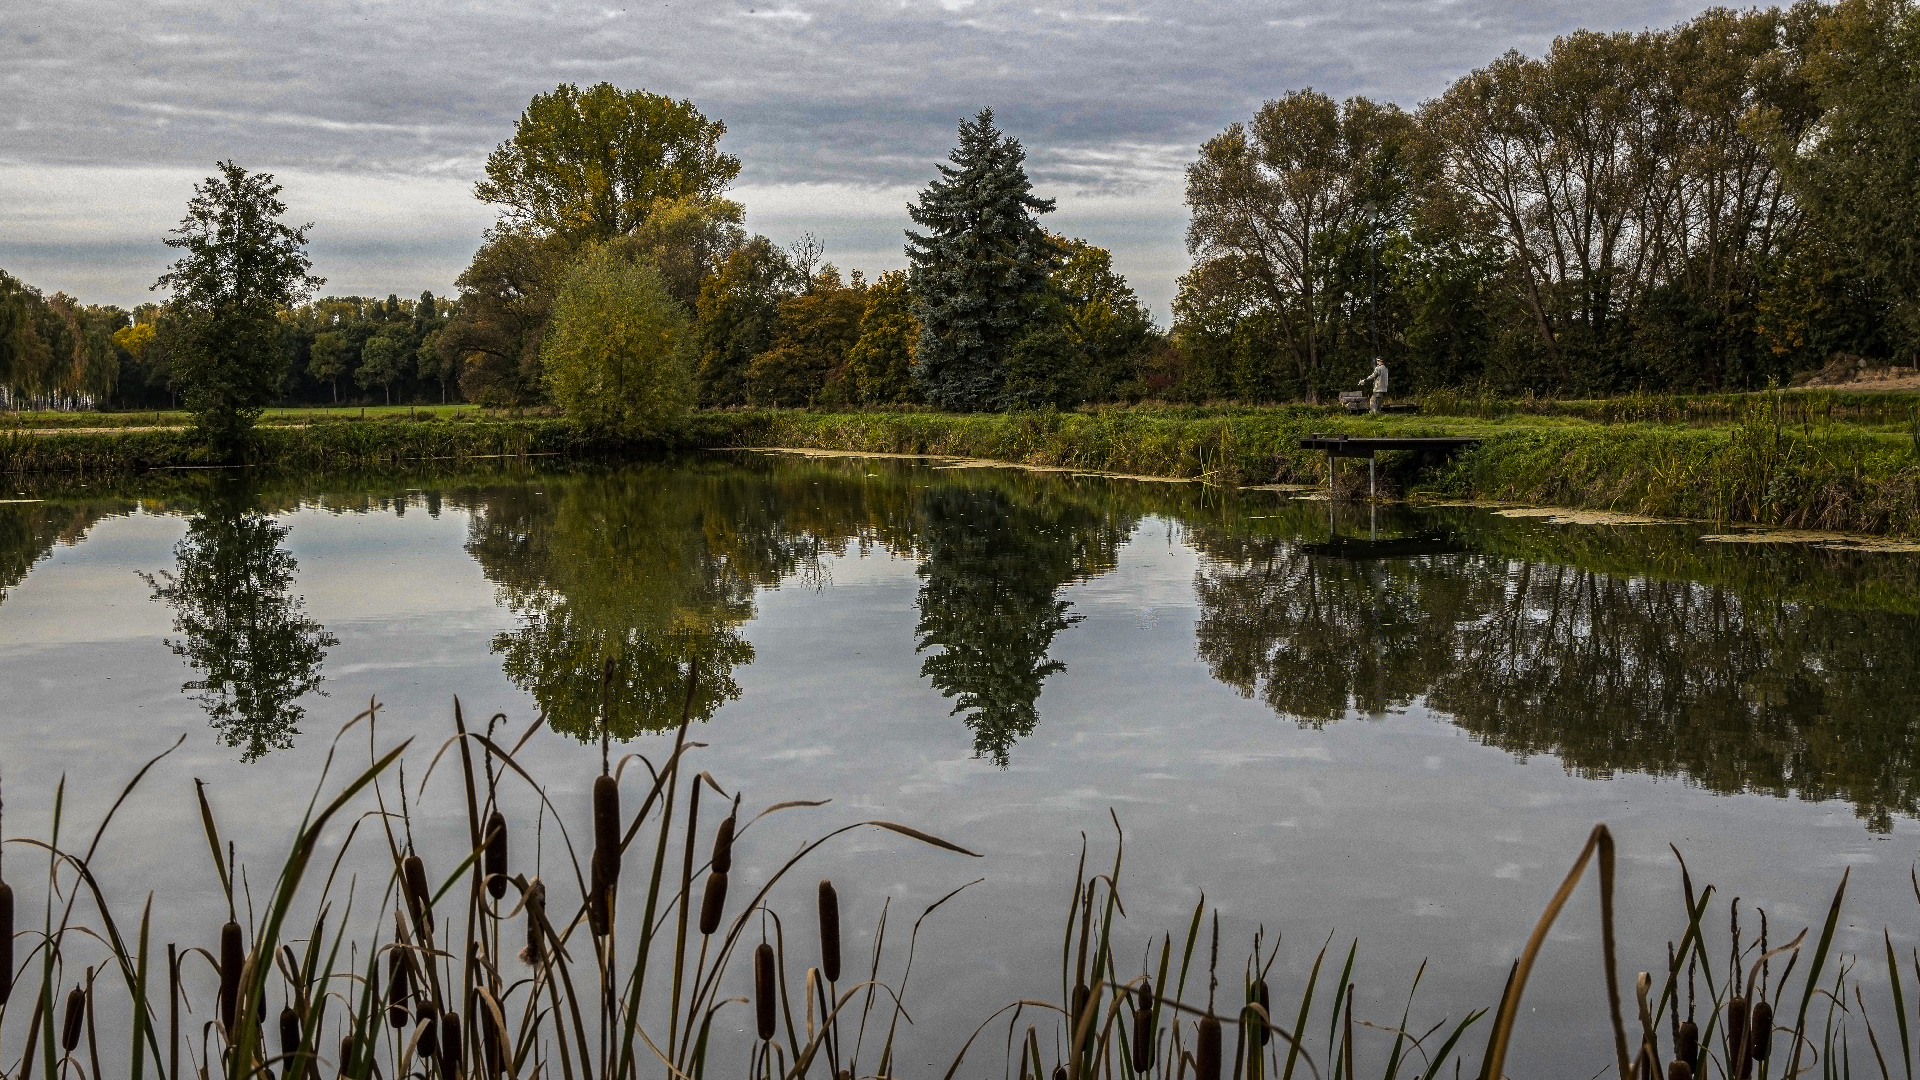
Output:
[[912, 484, 1130, 766], [144, 489, 336, 761]]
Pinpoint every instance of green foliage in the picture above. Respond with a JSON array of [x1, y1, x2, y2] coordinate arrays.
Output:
[[354, 327, 410, 403], [154, 162, 322, 452], [1781, 0, 1920, 356], [439, 226, 571, 406], [541, 244, 692, 435], [745, 267, 866, 407], [846, 269, 920, 404], [693, 236, 793, 406], [907, 108, 1058, 411], [475, 82, 741, 246], [0, 269, 135, 408], [609, 194, 747, 308]]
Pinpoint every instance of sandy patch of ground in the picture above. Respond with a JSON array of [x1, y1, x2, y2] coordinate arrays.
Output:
[[1700, 530, 1920, 553], [1495, 507, 1682, 526], [1243, 483, 1321, 493], [743, 447, 1197, 484]]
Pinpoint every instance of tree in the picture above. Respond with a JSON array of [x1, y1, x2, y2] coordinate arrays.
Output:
[[438, 226, 571, 406], [355, 327, 409, 404], [1186, 92, 1416, 401], [611, 195, 747, 308], [845, 270, 920, 404], [154, 162, 322, 452], [542, 244, 692, 434], [476, 83, 742, 246], [693, 237, 795, 406], [1778, 0, 1920, 356], [745, 266, 866, 407], [307, 330, 352, 403], [906, 108, 1057, 411]]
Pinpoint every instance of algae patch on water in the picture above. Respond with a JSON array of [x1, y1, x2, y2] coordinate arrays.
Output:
[[1701, 530, 1920, 552], [1494, 507, 1683, 526]]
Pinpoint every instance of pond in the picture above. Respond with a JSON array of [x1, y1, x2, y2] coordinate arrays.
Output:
[[2, 451, 1918, 1076]]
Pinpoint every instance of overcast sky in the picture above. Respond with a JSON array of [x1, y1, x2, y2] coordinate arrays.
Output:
[[3, 0, 1722, 318]]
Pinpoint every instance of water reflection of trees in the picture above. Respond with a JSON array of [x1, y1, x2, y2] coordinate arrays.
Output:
[[1192, 525, 1920, 830], [913, 482, 1134, 766], [143, 487, 336, 761], [0, 500, 131, 603], [464, 458, 1141, 760]]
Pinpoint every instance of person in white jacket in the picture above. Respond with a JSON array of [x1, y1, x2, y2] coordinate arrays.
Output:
[[1359, 358, 1389, 414]]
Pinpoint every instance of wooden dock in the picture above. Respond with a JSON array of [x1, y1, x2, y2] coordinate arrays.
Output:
[[1297, 434, 1481, 458]]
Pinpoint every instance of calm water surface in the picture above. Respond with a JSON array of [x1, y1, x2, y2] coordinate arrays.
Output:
[[3, 452, 1919, 1075]]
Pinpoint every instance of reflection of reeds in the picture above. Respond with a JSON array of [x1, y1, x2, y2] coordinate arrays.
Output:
[[0, 687, 1907, 1080]]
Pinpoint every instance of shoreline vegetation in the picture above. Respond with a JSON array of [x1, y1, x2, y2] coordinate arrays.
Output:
[[0, 694, 1896, 1080], [5, 391, 1920, 538]]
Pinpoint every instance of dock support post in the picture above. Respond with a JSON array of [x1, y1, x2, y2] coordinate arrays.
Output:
[[1327, 450, 1334, 499], [1369, 457, 1376, 502]]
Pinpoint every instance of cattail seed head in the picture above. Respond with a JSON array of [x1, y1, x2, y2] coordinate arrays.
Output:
[[0, 879, 13, 1005], [592, 775, 620, 885], [1130, 1004, 1153, 1073], [754, 942, 778, 1041], [387, 948, 410, 1029], [415, 1008, 437, 1060], [818, 880, 841, 983], [219, 920, 244, 1031], [280, 1006, 302, 1057], [402, 855, 432, 930], [484, 811, 508, 901], [711, 813, 736, 874], [588, 850, 613, 937], [1197, 1015, 1222, 1080], [438, 1010, 461, 1075], [1253, 979, 1271, 1046], [1749, 1001, 1773, 1062], [1072, 982, 1089, 1034], [61, 984, 85, 1052], [340, 1036, 354, 1077], [523, 878, 547, 965], [1052, 1065, 1066, 1080], [699, 871, 727, 937], [1677, 1020, 1698, 1066], [1726, 996, 1748, 1062], [1668, 1060, 1693, 1080]]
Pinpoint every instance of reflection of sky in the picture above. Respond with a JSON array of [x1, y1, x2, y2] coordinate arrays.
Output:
[[1, 491, 1916, 1079]]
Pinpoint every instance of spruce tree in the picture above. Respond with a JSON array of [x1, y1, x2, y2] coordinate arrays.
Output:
[[906, 109, 1056, 411]]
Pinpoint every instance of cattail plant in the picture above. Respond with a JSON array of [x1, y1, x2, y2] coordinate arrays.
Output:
[[1197, 1014, 1222, 1080], [1725, 995, 1747, 1076], [387, 941, 410, 1029], [712, 808, 736, 874], [522, 877, 546, 965], [220, 918, 244, 1031], [755, 942, 777, 1041], [1748, 1000, 1772, 1065], [1130, 979, 1154, 1073], [0, 864, 12, 1006], [416, 1007, 438, 1061], [1252, 978, 1270, 1046], [280, 1005, 303, 1060], [588, 850, 612, 938], [483, 810, 508, 901], [403, 853, 433, 933], [818, 879, 841, 982], [61, 983, 85, 1054], [593, 773, 620, 886], [699, 871, 727, 937], [438, 1009, 461, 1076]]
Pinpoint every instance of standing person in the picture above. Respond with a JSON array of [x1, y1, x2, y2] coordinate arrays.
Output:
[[1359, 358, 1389, 414]]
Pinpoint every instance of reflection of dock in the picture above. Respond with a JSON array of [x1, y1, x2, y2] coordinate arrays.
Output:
[[1302, 533, 1468, 560]]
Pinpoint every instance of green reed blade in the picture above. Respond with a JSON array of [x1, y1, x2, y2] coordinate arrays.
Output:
[[1326, 940, 1355, 1057], [1886, 930, 1912, 1080], [1419, 1008, 1487, 1080], [1280, 938, 1326, 1080], [1787, 868, 1852, 1080]]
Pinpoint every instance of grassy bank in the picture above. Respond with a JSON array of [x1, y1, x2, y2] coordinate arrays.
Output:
[[8, 399, 1920, 535], [725, 405, 1920, 535]]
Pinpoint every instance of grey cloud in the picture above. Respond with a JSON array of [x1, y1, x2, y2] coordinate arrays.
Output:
[[4, 0, 1722, 312]]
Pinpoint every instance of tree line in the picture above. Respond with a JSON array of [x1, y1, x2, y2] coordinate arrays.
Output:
[[1178, 0, 1919, 400], [6, 0, 1914, 424]]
